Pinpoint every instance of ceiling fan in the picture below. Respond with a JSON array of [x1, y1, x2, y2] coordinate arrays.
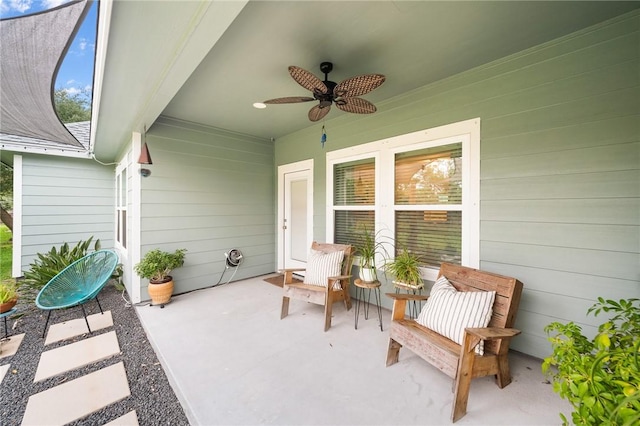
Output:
[[263, 62, 385, 122]]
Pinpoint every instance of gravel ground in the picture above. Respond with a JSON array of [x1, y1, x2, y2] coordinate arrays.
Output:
[[0, 282, 189, 426]]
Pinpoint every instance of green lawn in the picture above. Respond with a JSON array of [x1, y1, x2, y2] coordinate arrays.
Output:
[[1, 224, 12, 283]]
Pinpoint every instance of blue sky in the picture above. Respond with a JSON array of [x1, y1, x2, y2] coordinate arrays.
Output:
[[1, 0, 97, 101]]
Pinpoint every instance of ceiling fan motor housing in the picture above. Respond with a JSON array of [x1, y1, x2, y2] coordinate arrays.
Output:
[[319, 61, 333, 74]]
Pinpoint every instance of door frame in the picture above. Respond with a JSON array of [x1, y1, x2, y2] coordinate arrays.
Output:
[[277, 159, 314, 271]]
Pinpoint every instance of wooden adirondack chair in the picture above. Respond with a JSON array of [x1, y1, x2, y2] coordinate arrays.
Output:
[[386, 263, 523, 422], [280, 242, 354, 331]]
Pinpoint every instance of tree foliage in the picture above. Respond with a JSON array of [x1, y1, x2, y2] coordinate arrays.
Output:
[[0, 162, 11, 210], [0, 162, 13, 231], [54, 89, 91, 123]]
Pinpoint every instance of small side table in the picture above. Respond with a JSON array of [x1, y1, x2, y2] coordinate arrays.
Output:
[[354, 279, 383, 331], [0, 308, 17, 341]]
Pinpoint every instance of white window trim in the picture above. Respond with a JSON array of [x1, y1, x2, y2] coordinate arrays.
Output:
[[130, 132, 142, 303], [114, 158, 128, 253], [326, 118, 480, 282], [12, 155, 23, 278], [326, 151, 381, 242]]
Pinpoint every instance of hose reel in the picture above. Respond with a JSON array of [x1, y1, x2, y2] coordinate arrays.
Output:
[[225, 249, 243, 268]]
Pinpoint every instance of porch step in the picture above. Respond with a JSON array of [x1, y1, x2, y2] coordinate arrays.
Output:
[[35, 331, 120, 382], [22, 361, 131, 426], [0, 332, 25, 359], [0, 363, 9, 384], [104, 410, 139, 425], [45, 310, 113, 345], [0, 333, 26, 385]]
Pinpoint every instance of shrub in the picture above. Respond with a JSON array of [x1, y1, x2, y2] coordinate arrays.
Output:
[[23, 237, 101, 292], [542, 298, 640, 425], [134, 248, 187, 283]]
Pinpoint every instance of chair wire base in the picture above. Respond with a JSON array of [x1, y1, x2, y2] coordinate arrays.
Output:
[[41, 297, 103, 338]]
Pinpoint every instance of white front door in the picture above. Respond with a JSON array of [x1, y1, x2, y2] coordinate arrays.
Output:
[[277, 160, 313, 271]]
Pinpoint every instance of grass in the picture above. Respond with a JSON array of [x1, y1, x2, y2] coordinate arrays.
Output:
[[1, 223, 13, 284]]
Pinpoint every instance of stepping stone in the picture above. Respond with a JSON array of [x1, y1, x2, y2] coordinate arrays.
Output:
[[22, 362, 130, 426], [45, 311, 113, 345], [0, 364, 9, 384], [104, 410, 139, 426], [0, 333, 25, 359], [35, 331, 120, 382]]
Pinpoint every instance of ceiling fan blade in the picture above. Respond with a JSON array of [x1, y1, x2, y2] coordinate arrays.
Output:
[[289, 66, 328, 95], [308, 104, 331, 122], [263, 96, 315, 104], [335, 97, 377, 114], [334, 74, 385, 98]]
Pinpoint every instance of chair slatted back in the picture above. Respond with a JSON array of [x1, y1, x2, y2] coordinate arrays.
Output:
[[438, 262, 523, 355], [311, 242, 354, 278], [36, 250, 119, 309]]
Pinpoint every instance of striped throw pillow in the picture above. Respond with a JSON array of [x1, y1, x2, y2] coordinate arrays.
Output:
[[303, 249, 345, 289], [417, 276, 496, 355]]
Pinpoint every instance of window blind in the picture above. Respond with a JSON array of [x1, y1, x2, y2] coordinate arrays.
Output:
[[334, 158, 375, 206], [395, 211, 461, 268], [334, 210, 375, 247]]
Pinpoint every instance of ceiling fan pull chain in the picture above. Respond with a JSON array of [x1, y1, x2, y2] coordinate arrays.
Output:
[[320, 125, 327, 148]]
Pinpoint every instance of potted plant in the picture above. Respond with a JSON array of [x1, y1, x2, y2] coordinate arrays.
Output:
[[542, 297, 639, 425], [0, 281, 19, 313], [384, 248, 423, 289], [355, 226, 389, 282], [134, 248, 187, 307]]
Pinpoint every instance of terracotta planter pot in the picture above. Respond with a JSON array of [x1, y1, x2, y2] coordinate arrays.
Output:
[[148, 277, 174, 307], [0, 298, 17, 314]]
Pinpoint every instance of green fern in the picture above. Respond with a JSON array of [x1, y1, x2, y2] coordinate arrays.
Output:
[[384, 248, 422, 286]]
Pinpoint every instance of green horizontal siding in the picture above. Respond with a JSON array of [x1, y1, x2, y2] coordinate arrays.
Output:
[[274, 11, 640, 359], [140, 117, 275, 296], [20, 155, 115, 273]]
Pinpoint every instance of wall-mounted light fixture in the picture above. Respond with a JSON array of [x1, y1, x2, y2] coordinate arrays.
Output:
[[138, 125, 153, 165], [138, 125, 152, 177], [138, 142, 152, 165]]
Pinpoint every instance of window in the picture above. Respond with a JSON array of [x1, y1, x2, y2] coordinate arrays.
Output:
[[115, 163, 127, 250], [327, 119, 479, 281], [395, 143, 462, 268], [333, 157, 376, 248]]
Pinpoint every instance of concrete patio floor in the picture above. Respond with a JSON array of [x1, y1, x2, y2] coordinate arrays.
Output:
[[136, 274, 571, 425]]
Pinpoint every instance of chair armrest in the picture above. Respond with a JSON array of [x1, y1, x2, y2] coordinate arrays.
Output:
[[464, 327, 521, 341], [385, 293, 429, 302], [328, 274, 351, 281], [280, 268, 306, 285], [386, 293, 429, 321], [327, 274, 351, 291], [459, 327, 521, 356]]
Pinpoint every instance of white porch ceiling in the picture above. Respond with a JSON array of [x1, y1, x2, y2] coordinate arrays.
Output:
[[94, 1, 640, 160]]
